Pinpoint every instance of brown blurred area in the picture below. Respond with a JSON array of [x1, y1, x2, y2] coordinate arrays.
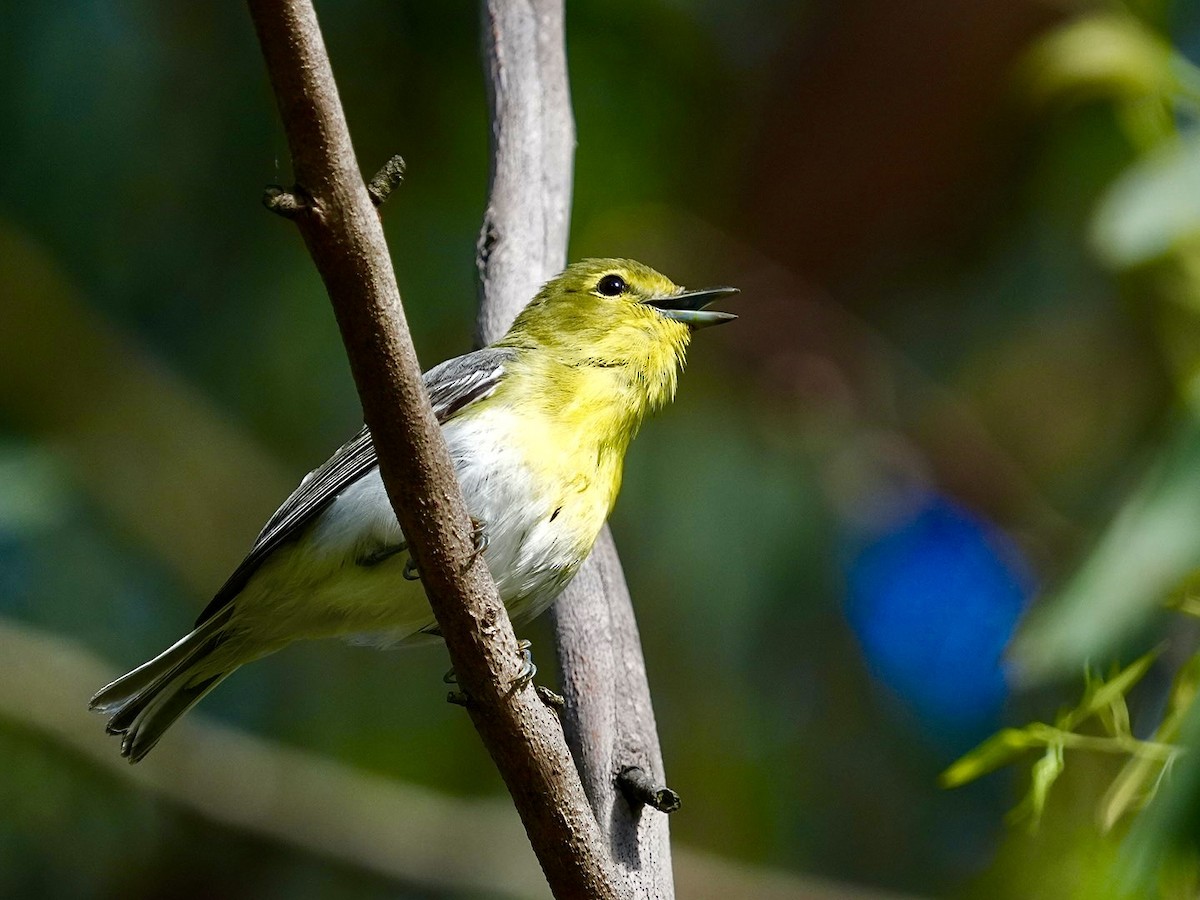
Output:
[[747, 0, 1064, 284]]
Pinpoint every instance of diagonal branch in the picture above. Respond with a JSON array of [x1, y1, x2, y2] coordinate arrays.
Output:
[[476, 1, 676, 895], [243, 0, 620, 896]]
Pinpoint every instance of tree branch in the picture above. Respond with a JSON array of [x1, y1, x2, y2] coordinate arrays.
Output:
[[244, 1, 620, 896], [552, 533, 677, 887], [476, 1, 676, 895], [476, 0, 575, 341]]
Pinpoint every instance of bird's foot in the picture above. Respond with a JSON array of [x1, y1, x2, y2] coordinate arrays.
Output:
[[358, 540, 407, 568], [462, 517, 489, 573], [442, 636, 527, 684], [510, 639, 537, 693], [444, 639, 541, 705], [403, 555, 421, 581]]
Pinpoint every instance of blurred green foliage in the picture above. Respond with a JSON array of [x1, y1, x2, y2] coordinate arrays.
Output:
[[955, 6, 1200, 895], [7, 1, 1200, 899], [944, 649, 1178, 827]]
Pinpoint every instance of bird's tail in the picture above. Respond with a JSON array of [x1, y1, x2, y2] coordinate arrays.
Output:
[[89, 609, 235, 763]]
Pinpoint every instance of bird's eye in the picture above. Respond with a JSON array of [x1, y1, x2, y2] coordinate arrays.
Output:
[[596, 274, 627, 297]]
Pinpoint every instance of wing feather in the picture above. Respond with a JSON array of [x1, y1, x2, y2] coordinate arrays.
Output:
[[195, 347, 513, 625]]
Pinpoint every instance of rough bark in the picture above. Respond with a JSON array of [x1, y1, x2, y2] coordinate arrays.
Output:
[[477, 1, 676, 895], [244, 0, 620, 896], [475, 0, 575, 342]]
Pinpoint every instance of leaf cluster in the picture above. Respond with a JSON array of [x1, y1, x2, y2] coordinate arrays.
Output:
[[943, 646, 1194, 832]]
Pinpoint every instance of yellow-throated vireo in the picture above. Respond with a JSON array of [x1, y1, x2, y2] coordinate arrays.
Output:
[[91, 258, 738, 761]]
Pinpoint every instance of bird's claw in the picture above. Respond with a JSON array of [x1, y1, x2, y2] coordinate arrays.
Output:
[[444, 664, 466, 705], [445, 640, 539, 701], [511, 639, 537, 693], [403, 556, 421, 581], [463, 517, 489, 573]]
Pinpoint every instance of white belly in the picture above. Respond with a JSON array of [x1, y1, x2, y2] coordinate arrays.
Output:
[[225, 409, 590, 655], [446, 410, 586, 619]]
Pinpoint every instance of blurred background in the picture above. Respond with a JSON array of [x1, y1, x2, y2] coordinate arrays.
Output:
[[5, 0, 1200, 897]]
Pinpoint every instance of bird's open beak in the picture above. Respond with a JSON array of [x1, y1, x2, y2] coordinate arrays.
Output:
[[646, 286, 740, 329]]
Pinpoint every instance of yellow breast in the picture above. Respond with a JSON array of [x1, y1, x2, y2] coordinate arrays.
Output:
[[464, 313, 689, 556]]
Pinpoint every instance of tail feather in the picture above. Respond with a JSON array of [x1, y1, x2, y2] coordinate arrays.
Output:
[[90, 609, 234, 762], [120, 671, 227, 763], [90, 608, 231, 714]]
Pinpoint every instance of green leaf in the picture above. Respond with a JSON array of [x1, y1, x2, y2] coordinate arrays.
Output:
[[1011, 419, 1200, 682], [1100, 655, 1190, 830], [1017, 13, 1179, 110], [1078, 649, 1161, 727], [1093, 135, 1200, 269], [1102, 741, 1174, 831], [941, 728, 1040, 788], [1121, 686, 1200, 887], [1010, 743, 1066, 831], [1164, 654, 1200, 728]]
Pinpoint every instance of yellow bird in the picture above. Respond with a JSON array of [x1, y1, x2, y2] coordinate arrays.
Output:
[[91, 258, 738, 761]]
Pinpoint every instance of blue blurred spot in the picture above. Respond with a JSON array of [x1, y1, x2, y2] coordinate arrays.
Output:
[[841, 493, 1033, 738]]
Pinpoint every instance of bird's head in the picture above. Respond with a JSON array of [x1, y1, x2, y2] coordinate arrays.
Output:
[[499, 258, 737, 380], [496, 258, 738, 444]]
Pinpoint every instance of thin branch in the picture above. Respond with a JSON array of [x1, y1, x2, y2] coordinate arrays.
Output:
[[262, 184, 308, 218], [243, 1, 619, 896], [475, 0, 575, 341], [477, 1, 677, 894], [552, 535, 677, 884], [366, 154, 407, 207], [618, 767, 682, 814]]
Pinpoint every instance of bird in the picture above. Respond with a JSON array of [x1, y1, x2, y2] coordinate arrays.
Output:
[[90, 258, 738, 762]]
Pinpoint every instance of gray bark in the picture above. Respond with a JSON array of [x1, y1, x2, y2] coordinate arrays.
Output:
[[245, 0, 621, 896], [477, 2, 676, 896], [476, 0, 575, 344]]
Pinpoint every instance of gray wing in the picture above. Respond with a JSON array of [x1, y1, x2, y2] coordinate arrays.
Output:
[[195, 346, 514, 625]]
